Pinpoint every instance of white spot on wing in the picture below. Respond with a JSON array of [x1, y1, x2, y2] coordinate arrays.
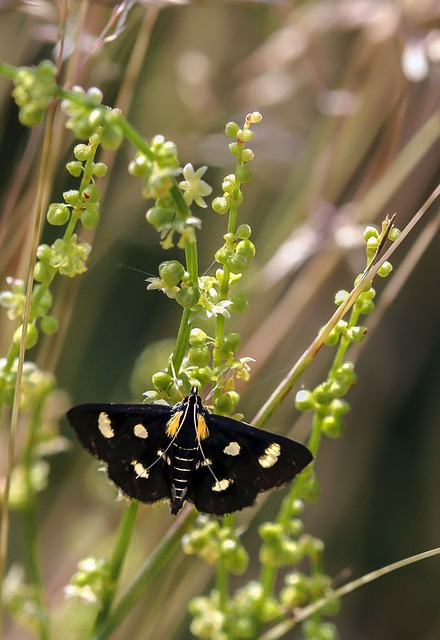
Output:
[[134, 423, 148, 439], [212, 478, 232, 492], [259, 442, 281, 468], [131, 460, 149, 479], [157, 449, 171, 465], [224, 441, 240, 456], [196, 458, 212, 469], [98, 412, 114, 438]]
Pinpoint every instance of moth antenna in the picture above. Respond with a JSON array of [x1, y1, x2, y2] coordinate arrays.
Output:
[[168, 355, 185, 399], [118, 263, 154, 278], [205, 369, 233, 402], [201, 260, 216, 277], [196, 432, 220, 483]]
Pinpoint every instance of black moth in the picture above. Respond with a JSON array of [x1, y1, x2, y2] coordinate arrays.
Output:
[[67, 387, 313, 516]]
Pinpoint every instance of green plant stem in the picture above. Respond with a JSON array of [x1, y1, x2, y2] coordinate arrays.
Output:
[[251, 213, 397, 430], [0, 61, 16, 80], [170, 232, 199, 376], [0, 96, 57, 638], [260, 547, 440, 640], [258, 412, 323, 613], [93, 502, 139, 630], [171, 308, 192, 376], [91, 509, 197, 640], [216, 514, 234, 612], [215, 547, 229, 612], [22, 400, 51, 640]]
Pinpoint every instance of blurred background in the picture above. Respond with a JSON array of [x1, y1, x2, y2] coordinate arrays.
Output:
[[0, 0, 440, 638]]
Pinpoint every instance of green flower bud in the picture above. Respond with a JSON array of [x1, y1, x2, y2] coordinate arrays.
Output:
[[300, 474, 320, 502], [236, 165, 251, 183], [159, 260, 185, 287], [329, 398, 350, 417], [66, 161, 83, 177], [347, 326, 367, 342], [363, 225, 379, 240], [313, 384, 332, 405], [40, 315, 59, 335], [189, 328, 208, 346], [188, 346, 210, 367], [356, 297, 375, 315], [33, 261, 55, 284], [101, 121, 123, 150], [18, 104, 45, 127], [225, 121, 240, 137], [63, 190, 82, 207], [366, 236, 378, 251], [191, 366, 213, 386], [223, 232, 235, 244], [92, 162, 107, 177], [260, 535, 302, 568], [73, 144, 91, 161], [81, 208, 100, 229], [212, 196, 229, 214], [259, 522, 283, 542], [236, 239, 256, 260], [129, 154, 151, 177], [222, 332, 240, 353], [215, 247, 229, 265], [223, 542, 249, 575], [226, 252, 248, 274], [378, 261, 393, 277], [280, 573, 309, 607], [152, 371, 173, 391], [81, 184, 101, 203], [230, 292, 248, 313], [295, 389, 315, 412], [248, 111, 262, 123], [146, 206, 174, 228], [236, 224, 252, 239], [222, 175, 235, 194], [334, 289, 348, 305], [237, 128, 254, 142], [47, 203, 70, 226], [87, 108, 103, 128], [303, 620, 339, 640], [13, 323, 38, 349], [362, 287, 376, 300], [288, 518, 304, 537], [175, 287, 199, 308], [214, 391, 240, 415], [337, 362, 356, 383], [388, 227, 401, 241], [281, 539, 303, 565], [322, 414, 344, 438], [228, 141, 239, 156], [324, 328, 340, 346], [36, 244, 52, 262], [242, 148, 254, 162], [87, 87, 103, 103]]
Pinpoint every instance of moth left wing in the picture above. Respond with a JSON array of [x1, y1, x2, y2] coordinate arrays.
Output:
[[187, 414, 313, 515], [66, 403, 174, 504]]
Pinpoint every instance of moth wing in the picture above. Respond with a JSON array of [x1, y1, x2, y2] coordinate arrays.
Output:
[[66, 403, 173, 504], [187, 414, 313, 515]]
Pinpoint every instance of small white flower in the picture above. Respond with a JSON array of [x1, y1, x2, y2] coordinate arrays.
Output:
[[146, 277, 179, 298], [179, 163, 212, 208], [204, 299, 233, 319], [64, 584, 99, 605]]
